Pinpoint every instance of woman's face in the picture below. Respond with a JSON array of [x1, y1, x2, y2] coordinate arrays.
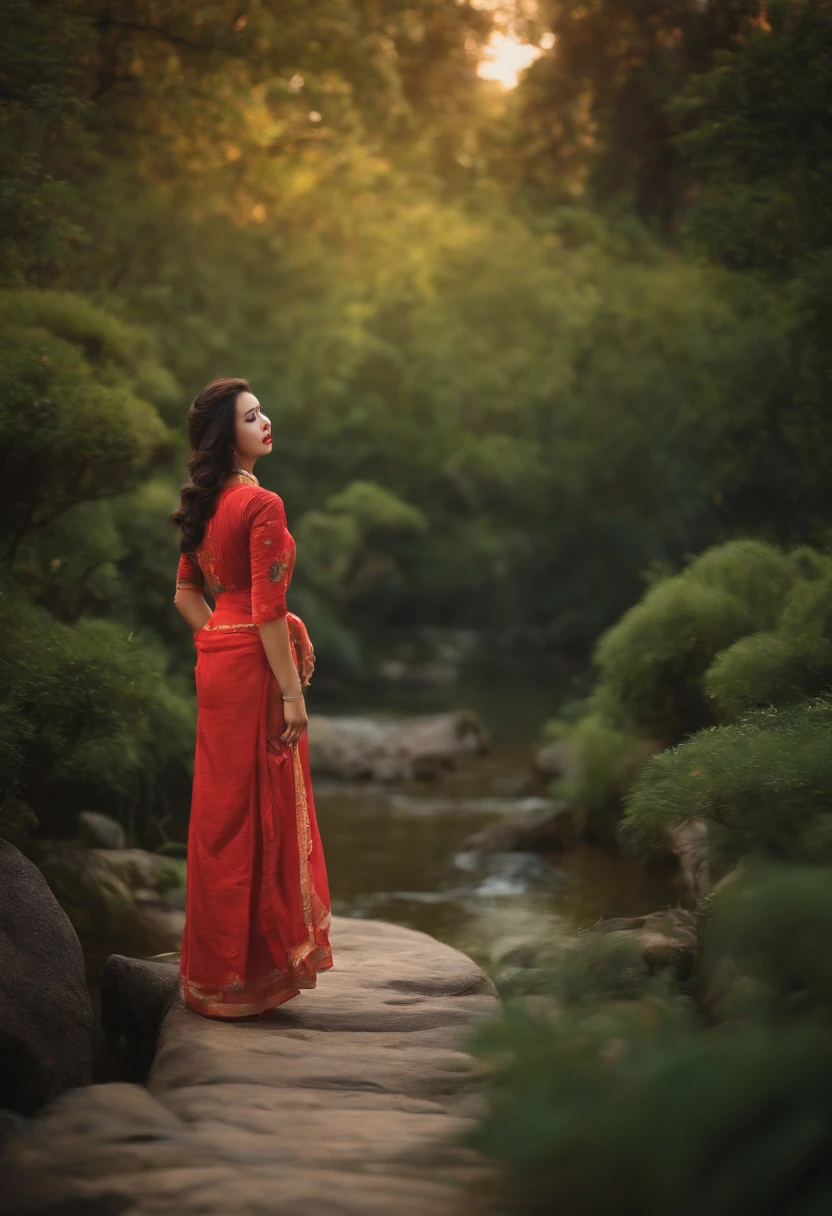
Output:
[[233, 390, 272, 462]]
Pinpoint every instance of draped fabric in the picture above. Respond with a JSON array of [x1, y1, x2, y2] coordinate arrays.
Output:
[[174, 481, 332, 1018]]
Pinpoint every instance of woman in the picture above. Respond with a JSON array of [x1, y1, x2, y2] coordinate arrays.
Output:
[[170, 377, 333, 1018]]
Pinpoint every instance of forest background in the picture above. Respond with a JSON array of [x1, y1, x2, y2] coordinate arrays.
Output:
[[2, 0, 831, 843]]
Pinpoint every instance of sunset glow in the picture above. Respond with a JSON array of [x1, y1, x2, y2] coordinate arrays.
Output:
[[477, 31, 553, 89]]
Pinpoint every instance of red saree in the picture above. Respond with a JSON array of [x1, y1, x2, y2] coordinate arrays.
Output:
[[174, 478, 333, 1018]]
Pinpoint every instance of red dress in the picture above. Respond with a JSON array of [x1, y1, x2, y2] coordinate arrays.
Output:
[[174, 479, 333, 1017]]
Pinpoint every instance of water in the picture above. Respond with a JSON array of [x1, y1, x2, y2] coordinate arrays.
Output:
[[306, 656, 676, 977]]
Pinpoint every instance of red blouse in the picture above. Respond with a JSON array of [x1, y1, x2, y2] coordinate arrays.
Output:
[[175, 485, 295, 625]]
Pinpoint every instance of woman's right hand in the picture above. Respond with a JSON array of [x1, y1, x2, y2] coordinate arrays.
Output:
[[281, 695, 308, 747]]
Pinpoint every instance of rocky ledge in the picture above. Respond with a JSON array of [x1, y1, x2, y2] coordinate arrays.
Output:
[[0, 916, 501, 1216]]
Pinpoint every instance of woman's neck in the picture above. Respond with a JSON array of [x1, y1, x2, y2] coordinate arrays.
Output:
[[224, 466, 259, 488]]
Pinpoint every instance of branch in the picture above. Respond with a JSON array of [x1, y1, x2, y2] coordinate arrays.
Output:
[[95, 17, 246, 59]]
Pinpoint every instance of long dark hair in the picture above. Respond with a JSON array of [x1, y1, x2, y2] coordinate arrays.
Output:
[[170, 377, 251, 553]]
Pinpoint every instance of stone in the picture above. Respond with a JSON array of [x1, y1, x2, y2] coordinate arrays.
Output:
[[100, 955, 181, 1084], [460, 801, 575, 855], [0, 916, 502, 1216], [77, 811, 126, 851], [307, 710, 490, 783], [37, 841, 185, 980], [664, 820, 710, 908], [533, 737, 581, 784], [89, 847, 182, 895], [583, 908, 698, 980], [0, 839, 94, 1116]]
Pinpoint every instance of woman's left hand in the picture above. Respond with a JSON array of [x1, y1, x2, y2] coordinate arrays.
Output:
[[281, 696, 308, 747]]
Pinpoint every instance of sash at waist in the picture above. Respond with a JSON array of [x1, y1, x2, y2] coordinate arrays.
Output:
[[209, 590, 254, 624], [197, 598, 315, 687]]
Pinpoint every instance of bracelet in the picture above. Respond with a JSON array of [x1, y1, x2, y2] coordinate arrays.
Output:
[[282, 693, 304, 701]]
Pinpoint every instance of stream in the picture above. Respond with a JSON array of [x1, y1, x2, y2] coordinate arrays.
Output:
[[307, 657, 676, 976]]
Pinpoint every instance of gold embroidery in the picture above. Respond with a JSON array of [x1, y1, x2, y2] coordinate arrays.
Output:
[[179, 955, 331, 1017], [268, 557, 288, 582], [196, 529, 227, 595], [287, 744, 331, 968], [201, 622, 259, 632], [176, 579, 203, 590], [199, 530, 240, 595]]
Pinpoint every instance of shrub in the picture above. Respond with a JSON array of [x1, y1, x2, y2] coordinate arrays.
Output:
[[462, 862, 832, 1216], [593, 540, 801, 743], [621, 697, 832, 869]]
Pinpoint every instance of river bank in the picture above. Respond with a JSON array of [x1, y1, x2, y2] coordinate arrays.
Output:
[[304, 652, 676, 977]]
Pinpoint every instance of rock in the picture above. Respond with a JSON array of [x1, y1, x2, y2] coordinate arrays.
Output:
[[583, 908, 698, 981], [77, 811, 126, 851], [533, 737, 581, 783], [100, 955, 180, 1084], [307, 710, 490, 783], [0, 839, 94, 1117], [89, 847, 181, 894], [37, 842, 185, 980], [0, 916, 501, 1216], [460, 801, 575, 855], [665, 820, 710, 908], [379, 659, 460, 686]]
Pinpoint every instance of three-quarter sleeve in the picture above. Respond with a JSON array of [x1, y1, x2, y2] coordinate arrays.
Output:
[[175, 550, 205, 594], [249, 490, 295, 625]]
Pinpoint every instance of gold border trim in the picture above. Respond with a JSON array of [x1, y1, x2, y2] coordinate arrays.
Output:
[[201, 621, 259, 632], [180, 947, 333, 1017], [287, 743, 331, 968]]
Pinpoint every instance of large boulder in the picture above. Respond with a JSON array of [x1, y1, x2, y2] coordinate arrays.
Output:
[[0, 839, 94, 1116], [100, 955, 180, 1084], [0, 917, 501, 1216], [307, 710, 490, 782]]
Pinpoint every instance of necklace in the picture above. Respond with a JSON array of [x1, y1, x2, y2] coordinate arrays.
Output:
[[231, 467, 259, 486]]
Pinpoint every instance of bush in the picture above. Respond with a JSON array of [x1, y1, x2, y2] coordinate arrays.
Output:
[[544, 709, 659, 843], [462, 862, 832, 1216], [702, 861, 832, 1025], [542, 540, 832, 845], [621, 697, 832, 869], [0, 589, 194, 837], [705, 560, 832, 718], [592, 540, 802, 743]]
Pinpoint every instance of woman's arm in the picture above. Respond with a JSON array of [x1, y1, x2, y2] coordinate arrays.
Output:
[[174, 587, 213, 633], [258, 616, 308, 746]]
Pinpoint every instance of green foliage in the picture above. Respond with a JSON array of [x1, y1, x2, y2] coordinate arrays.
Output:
[[622, 697, 832, 867], [545, 711, 658, 842], [497, 927, 672, 1006], [463, 860, 832, 1216], [0, 589, 194, 835], [703, 862, 832, 1024], [546, 538, 832, 846], [325, 481, 426, 537], [0, 290, 174, 562], [673, 0, 832, 276], [510, 0, 762, 227], [592, 540, 801, 741], [705, 556, 832, 717], [0, 0, 91, 282], [0, 287, 199, 836], [463, 992, 832, 1216]]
